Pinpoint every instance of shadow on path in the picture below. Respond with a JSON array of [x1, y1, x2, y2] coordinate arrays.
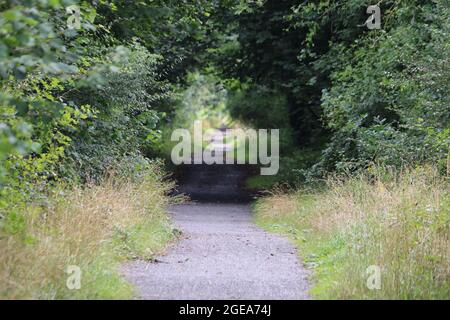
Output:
[[174, 163, 257, 203]]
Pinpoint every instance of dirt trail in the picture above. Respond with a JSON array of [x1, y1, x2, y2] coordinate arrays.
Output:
[[122, 132, 310, 299]]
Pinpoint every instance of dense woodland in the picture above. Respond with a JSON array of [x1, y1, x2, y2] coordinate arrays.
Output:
[[0, 0, 448, 299]]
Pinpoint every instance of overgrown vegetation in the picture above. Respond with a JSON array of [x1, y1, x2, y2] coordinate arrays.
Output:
[[1, 0, 448, 300], [1, 161, 175, 299], [230, 0, 449, 299], [0, 0, 195, 298], [216, 0, 449, 185], [254, 166, 449, 299]]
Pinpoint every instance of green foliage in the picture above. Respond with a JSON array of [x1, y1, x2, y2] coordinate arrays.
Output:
[[0, 4, 223, 299], [220, 0, 449, 177], [1, 0, 448, 300], [174, 72, 228, 127], [63, 43, 171, 181], [228, 84, 290, 130], [0, 1, 176, 215], [317, 0, 450, 172], [159, 72, 229, 159], [2, 0, 447, 196]]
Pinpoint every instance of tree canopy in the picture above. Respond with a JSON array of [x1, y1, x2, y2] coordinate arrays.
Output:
[[1, 0, 448, 203]]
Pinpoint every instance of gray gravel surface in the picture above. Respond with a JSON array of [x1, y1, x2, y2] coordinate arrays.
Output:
[[122, 202, 310, 300]]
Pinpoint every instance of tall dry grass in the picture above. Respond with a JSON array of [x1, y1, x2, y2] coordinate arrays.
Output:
[[255, 165, 449, 299], [0, 170, 175, 299]]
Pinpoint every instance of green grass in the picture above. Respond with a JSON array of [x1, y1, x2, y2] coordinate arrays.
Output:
[[112, 219, 176, 262], [0, 170, 177, 299], [67, 250, 134, 300], [253, 196, 351, 299], [71, 217, 176, 300], [253, 166, 449, 299], [246, 175, 278, 189]]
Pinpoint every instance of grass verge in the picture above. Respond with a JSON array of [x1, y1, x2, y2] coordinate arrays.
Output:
[[253, 165, 449, 299], [0, 164, 177, 299]]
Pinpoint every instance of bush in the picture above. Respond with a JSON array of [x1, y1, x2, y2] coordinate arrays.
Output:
[[316, 0, 450, 173], [62, 43, 171, 182]]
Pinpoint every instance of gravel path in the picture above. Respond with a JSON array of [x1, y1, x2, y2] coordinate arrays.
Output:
[[123, 202, 310, 299], [123, 130, 310, 299]]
